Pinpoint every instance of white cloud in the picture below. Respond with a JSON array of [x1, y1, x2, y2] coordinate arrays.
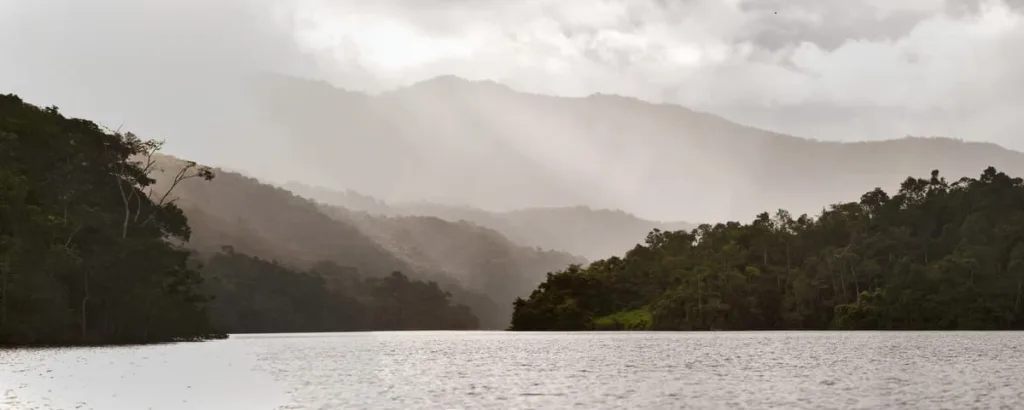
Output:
[[283, 0, 1022, 147], [281, 0, 1019, 106], [1, 0, 1021, 148]]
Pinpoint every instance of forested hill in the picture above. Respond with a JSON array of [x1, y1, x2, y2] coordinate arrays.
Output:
[[511, 167, 1024, 331], [0, 94, 220, 344], [148, 155, 580, 329], [284, 181, 692, 260], [196, 251, 478, 333], [317, 205, 586, 320], [0, 94, 486, 345]]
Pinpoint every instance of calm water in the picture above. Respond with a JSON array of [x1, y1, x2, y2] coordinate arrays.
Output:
[[2, 331, 1023, 409]]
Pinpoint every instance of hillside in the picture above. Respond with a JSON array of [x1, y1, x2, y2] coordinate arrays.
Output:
[[285, 181, 691, 260], [512, 166, 1024, 331], [236, 74, 1024, 223], [0, 93, 496, 343], [149, 155, 410, 276], [148, 155, 579, 328], [318, 206, 585, 311]]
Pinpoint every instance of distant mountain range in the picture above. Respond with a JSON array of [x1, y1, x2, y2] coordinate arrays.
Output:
[[16, 70, 1024, 222], [230, 74, 1024, 223], [149, 155, 582, 328], [283, 182, 692, 261]]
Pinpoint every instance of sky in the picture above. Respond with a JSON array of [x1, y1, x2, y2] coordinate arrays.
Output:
[[0, 0, 1022, 220], [1, 0, 1022, 148]]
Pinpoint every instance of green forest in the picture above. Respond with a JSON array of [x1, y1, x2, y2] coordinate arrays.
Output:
[[199, 249, 477, 332], [511, 167, 1024, 331], [0, 94, 476, 345]]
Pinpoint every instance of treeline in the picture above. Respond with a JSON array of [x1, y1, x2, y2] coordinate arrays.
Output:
[[511, 167, 1024, 331], [0, 94, 219, 344], [0, 94, 478, 345], [322, 206, 585, 327], [200, 248, 477, 332]]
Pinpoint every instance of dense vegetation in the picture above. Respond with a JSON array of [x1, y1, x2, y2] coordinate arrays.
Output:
[[512, 168, 1024, 331], [199, 248, 477, 332], [0, 94, 219, 344], [318, 205, 584, 327], [0, 94, 481, 345]]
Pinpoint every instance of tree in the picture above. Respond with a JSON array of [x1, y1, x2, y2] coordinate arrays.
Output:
[[0, 94, 221, 345], [511, 167, 1024, 331]]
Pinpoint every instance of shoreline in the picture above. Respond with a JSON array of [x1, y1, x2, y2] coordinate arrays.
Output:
[[0, 333, 230, 349]]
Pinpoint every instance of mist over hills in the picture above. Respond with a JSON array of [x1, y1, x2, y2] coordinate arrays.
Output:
[[10, 70, 1024, 330], [148, 155, 580, 328], [7, 71, 1024, 338], [283, 181, 691, 261], [231, 73, 1024, 223], [10, 69, 1022, 224], [25, 69, 1020, 267], [317, 205, 584, 304]]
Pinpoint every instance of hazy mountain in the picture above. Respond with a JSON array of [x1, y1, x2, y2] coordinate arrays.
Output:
[[148, 155, 579, 328], [284, 181, 692, 261], [318, 205, 584, 310], [233, 74, 1024, 223]]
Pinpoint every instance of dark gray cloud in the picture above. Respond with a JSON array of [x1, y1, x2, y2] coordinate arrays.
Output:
[[737, 1, 933, 51], [946, 0, 1024, 16]]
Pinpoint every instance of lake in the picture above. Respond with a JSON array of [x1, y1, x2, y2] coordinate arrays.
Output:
[[2, 332, 1022, 409]]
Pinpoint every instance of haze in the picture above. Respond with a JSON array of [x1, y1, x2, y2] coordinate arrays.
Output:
[[1, 0, 1022, 222]]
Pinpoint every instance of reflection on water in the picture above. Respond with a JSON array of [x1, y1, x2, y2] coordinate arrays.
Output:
[[3, 331, 1024, 409]]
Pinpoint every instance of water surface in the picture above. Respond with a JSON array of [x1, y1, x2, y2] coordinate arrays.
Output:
[[3, 331, 1023, 409]]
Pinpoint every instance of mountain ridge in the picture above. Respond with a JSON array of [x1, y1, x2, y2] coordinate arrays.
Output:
[[237, 73, 1024, 223], [282, 181, 693, 261], [353, 74, 1019, 151], [147, 154, 581, 328], [32, 71, 1023, 223]]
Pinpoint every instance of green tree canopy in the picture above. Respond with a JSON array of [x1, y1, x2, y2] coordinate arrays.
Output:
[[0, 94, 218, 344], [511, 167, 1024, 331]]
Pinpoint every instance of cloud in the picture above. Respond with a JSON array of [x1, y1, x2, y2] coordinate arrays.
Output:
[[293, 1, 1015, 97], [0, 0, 1021, 149], [735, 0, 939, 51], [0, 0, 328, 163], [278, 0, 1020, 146]]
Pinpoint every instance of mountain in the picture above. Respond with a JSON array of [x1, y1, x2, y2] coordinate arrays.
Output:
[[0, 89, 491, 342], [149, 155, 412, 277], [317, 205, 585, 308], [148, 155, 579, 328], [284, 182, 692, 261], [230, 74, 1024, 224]]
